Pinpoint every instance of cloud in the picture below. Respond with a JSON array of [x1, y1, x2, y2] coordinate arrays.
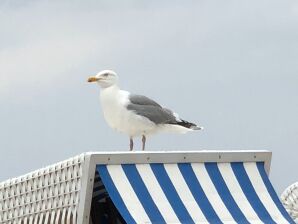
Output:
[[1, 0, 298, 193], [0, 1, 200, 99]]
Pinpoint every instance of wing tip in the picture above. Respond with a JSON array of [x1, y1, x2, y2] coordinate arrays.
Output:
[[191, 125, 204, 131]]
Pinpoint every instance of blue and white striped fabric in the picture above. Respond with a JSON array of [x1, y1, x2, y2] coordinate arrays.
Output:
[[96, 162, 294, 224]]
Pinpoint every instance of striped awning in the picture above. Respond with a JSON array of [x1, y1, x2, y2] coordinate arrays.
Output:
[[96, 162, 294, 224]]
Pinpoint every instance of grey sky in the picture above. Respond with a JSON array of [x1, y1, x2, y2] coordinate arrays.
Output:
[[0, 0, 298, 193]]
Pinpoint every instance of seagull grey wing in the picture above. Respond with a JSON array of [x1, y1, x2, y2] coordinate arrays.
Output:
[[128, 94, 178, 124], [126, 103, 178, 124], [127, 94, 200, 129], [129, 94, 162, 107]]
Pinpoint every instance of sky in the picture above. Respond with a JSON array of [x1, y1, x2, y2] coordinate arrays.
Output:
[[0, 0, 298, 193]]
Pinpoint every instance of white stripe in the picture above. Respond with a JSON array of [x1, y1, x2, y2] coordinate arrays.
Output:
[[164, 164, 209, 224], [244, 163, 290, 224], [218, 163, 264, 224], [107, 165, 151, 224], [136, 164, 180, 224], [191, 163, 237, 224]]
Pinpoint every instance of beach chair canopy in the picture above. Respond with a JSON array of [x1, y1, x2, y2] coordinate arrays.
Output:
[[0, 151, 295, 224]]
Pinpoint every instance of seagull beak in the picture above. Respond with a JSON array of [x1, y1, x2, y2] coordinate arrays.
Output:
[[87, 76, 100, 82]]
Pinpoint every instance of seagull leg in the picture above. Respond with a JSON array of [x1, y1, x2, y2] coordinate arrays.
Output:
[[142, 135, 146, 151], [130, 137, 133, 151]]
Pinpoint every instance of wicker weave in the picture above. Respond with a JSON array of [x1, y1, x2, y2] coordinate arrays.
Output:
[[0, 154, 85, 224], [281, 182, 298, 223]]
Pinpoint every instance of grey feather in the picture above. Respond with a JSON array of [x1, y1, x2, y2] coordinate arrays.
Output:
[[129, 94, 162, 107], [127, 94, 177, 124], [127, 94, 200, 129]]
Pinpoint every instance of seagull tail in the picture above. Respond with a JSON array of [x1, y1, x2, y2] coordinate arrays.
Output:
[[177, 120, 204, 131], [191, 125, 204, 131]]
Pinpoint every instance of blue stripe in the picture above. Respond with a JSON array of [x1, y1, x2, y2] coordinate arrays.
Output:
[[257, 162, 295, 224], [96, 165, 136, 224], [231, 162, 277, 224], [178, 163, 223, 224], [122, 164, 166, 224], [205, 163, 250, 224], [150, 163, 195, 224]]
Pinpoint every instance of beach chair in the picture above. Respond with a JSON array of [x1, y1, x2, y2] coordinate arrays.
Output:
[[281, 182, 298, 223], [0, 151, 295, 223]]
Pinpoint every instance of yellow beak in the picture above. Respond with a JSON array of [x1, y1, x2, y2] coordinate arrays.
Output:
[[87, 76, 100, 82]]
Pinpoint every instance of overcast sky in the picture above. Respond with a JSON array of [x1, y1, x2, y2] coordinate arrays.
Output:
[[0, 0, 298, 193]]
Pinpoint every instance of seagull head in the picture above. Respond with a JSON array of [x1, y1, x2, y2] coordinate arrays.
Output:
[[87, 70, 119, 88]]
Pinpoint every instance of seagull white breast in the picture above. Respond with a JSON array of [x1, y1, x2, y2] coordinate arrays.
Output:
[[100, 85, 156, 136]]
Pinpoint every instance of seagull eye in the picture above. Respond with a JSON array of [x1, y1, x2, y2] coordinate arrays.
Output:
[[103, 73, 109, 77]]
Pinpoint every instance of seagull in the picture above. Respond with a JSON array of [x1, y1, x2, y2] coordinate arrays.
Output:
[[88, 70, 203, 151]]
